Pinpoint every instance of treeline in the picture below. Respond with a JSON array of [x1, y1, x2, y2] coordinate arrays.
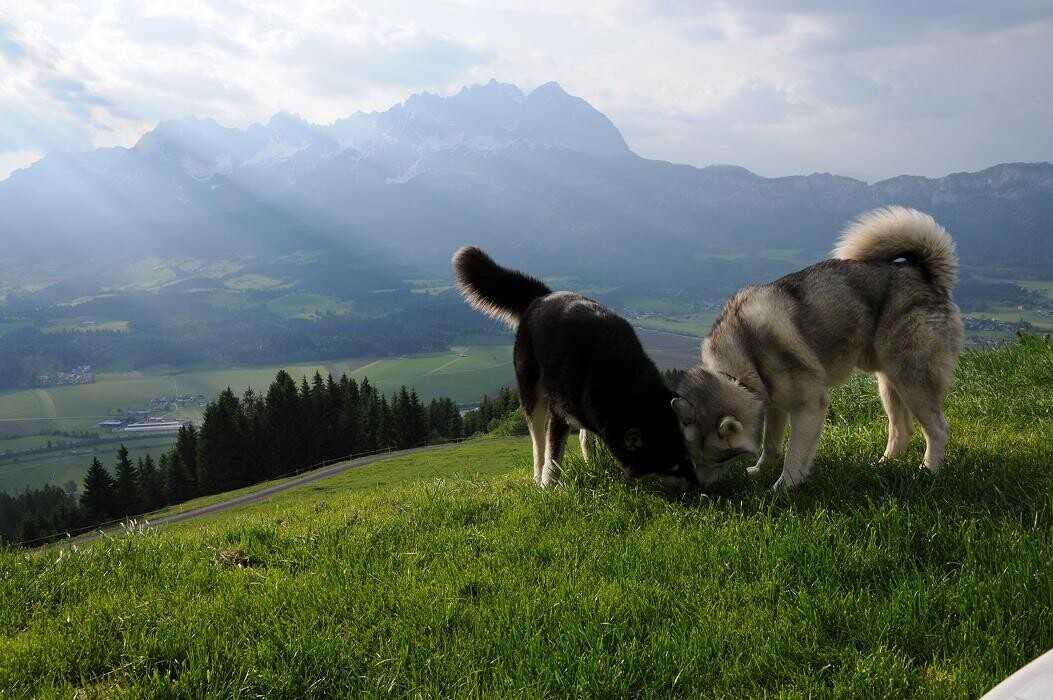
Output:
[[1, 371, 522, 547]]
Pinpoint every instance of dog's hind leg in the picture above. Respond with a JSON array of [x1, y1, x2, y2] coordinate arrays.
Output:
[[579, 429, 591, 463], [877, 372, 914, 460], [541, 413, 570, 488], [895, 382, 949, 473]]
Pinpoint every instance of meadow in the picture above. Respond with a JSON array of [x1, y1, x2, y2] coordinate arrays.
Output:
[[1, 338, 1050, 697]]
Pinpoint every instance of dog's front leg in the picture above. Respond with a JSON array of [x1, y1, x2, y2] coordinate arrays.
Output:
[[542, 413, 570, 488], [774, 394, 829, 489], [527, 394, 550, 485], [748, 405, 788, 476]]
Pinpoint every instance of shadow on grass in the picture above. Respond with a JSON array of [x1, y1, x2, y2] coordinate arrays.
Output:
[[561, 437, 1053, 529]]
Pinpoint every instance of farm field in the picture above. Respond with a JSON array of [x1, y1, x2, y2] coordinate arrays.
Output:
[[0, 345, 515, 493], [0, 435, 179, 496], [976, 306, 1053, 332], [632, 313, 717, 339]]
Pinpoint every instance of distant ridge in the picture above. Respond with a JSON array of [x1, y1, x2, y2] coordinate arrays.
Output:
[[1, 81, 1051, 285]]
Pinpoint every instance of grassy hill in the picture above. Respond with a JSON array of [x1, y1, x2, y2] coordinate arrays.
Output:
[[2, 338, 1051, 697]]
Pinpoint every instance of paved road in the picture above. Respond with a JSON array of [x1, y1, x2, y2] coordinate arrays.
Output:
[[68, 442, 464, 546]]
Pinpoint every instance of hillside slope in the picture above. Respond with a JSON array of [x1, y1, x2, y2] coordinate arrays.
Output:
[[2, 339, 1051, 697]]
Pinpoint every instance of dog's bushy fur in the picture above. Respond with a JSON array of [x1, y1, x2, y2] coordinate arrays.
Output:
[[453, 246, 692, 487], [676, 206, 964, 488]]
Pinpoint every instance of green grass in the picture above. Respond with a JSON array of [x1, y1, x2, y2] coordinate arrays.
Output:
[[2, 339, 1051, 696]]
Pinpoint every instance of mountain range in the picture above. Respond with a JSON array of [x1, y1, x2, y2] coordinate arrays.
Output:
[[2, 79, 1052, 297]]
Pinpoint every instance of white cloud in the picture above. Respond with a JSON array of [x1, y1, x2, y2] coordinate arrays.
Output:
[[0, 0, 1050, 181], [0, 149, 44, 181]]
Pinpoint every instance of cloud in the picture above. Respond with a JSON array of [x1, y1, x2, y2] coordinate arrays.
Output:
[[0, 149, 44, 181], [284, 30, 489, 95], [0, 1, 491, 158], [0, 0, 1050, 181], [40, 76, 116, 120], [0, 21, 27, 63], [714, 80, 807, 124], [806, 64, 893, 108]]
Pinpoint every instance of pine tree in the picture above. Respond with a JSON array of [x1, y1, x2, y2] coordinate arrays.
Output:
[[138, 454, 164, 512], [242, 388, 267, 482], [113, 444, 139, 517], [392, 386, 413, 449], [81, 457, 116, 521], [429, 397, 463, 442], [408, 388, 429, 447], [325, 373, 342, 459], [337, 377, 363, 457], [301, 374, 324, 466], [197, 388, 249, 493], [265, 371, 304, 478], [375, 394, 395, 450], [359, 378, 378, 452], [175, 425, 199, 494], [160, 451, 194, 505]]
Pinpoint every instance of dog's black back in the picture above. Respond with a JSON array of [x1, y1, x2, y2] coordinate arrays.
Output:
[[453, 246, 690, 481], [516, 292, 689, 476]]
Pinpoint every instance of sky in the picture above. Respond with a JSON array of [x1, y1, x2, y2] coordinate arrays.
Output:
[[1, 1, 1051, 182]]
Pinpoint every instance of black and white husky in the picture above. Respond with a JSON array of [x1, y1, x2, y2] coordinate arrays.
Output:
[[453, 246, 693, 487]]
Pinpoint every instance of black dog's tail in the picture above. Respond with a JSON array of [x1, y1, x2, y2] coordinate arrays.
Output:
[[452, 246, 552, 328]]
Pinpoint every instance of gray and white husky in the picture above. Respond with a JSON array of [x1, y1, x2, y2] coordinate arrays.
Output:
[[453, 246, 693, 487], [673, 206, 964, 488]]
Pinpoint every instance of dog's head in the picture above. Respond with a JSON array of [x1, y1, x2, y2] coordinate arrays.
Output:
[[607, 387, 697, 486], [673, 367, 764, 483]]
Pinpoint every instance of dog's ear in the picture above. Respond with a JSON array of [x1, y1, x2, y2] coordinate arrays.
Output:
[[624, 428, 644, 451], [718, 416, 742, 438], [670, 397, 694, 426]]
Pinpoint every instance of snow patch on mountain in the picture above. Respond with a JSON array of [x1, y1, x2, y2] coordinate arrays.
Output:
[[182, 154, 233, 181], [243, 139, 311, 168]]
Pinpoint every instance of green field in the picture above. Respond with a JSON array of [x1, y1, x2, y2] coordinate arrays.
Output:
[[632, 313, 718, 338], [264, 293, 356, 319], [0, 345, 516, 493], [40, 319, 130, 333], [349, 344, 513, 402], [0, 435, 180, 496], [979, 306, 1053, 332], [2, 339, 1050, 697]]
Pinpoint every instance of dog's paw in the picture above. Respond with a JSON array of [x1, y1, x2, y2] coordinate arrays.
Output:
[[746, 465, 762, 477], [540, 461, 562, 488], [771, 472, 805, 490]]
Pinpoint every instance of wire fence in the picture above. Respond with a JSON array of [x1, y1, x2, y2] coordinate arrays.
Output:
[[10, 433, 518, 549]]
